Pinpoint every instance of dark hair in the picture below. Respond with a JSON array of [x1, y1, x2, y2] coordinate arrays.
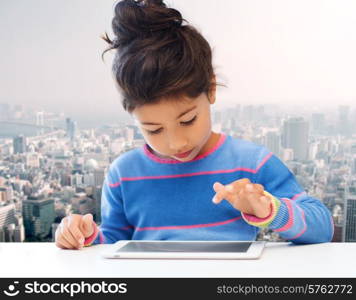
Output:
[[101, 0, 215, 113]]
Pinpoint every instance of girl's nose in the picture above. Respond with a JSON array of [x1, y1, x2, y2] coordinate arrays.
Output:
[[167, 132, 188, 152]]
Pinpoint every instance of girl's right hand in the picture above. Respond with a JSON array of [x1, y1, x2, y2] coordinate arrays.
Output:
[[55, 213, 96, 250]]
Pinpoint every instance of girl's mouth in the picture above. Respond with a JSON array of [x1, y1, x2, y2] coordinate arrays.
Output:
[[174, 149, 193, 159]]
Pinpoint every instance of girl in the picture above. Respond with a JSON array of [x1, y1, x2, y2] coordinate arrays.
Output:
[[55, 0, 333, 250]]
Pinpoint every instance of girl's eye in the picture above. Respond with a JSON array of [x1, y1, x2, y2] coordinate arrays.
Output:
[[180, 116, 197, 126], [145, 116, 197, 135], [146, 128, 163, 135]]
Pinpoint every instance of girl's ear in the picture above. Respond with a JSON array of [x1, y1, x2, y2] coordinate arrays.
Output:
[[208, 75, 217, 105]]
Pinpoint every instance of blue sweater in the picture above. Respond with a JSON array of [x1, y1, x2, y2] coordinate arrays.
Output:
[[89, 133, 333, 245]]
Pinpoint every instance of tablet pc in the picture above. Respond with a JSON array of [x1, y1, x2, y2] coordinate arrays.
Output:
[[101, 240, 266, 259]]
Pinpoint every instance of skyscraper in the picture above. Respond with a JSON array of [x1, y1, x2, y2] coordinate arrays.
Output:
[[265, 131, 281, 157], [0, 203, 25, 242], [93, 186, 102, 223], [343, 195, 356, 242], [22, 196, 56, 239], [13, 135, 27, 154], [0, 186, 13, 203], [0, 203, 17, 230], [65, 118, 77, 141], [94, 168, 105, 187], [282, 117, 309, 161]]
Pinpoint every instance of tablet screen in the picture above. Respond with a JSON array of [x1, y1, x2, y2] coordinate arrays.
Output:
[[116, 242, 252, 253]]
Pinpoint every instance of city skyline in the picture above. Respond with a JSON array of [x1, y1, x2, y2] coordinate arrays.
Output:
[[0, 101, 355, 132], [0, 103, 355, 243]]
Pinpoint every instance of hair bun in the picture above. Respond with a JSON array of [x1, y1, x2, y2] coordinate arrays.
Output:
[[111, 0, 183, 47]]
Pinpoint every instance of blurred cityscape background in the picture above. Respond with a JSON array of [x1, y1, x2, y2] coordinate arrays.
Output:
[[0, 103, 355, 243]]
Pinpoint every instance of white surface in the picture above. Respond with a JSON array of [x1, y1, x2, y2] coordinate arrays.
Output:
[[102, 240, 266, 259], [0, 242, 355, 278]]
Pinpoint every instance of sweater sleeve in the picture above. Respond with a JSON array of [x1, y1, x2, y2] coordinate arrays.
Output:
[[242, 150, 334, 244], [84, 170, 134, 246]]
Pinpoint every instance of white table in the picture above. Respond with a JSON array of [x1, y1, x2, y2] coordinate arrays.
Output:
[[0, 242, 355, 278]]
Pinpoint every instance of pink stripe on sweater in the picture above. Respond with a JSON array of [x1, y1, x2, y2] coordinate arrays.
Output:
[[108, 166, 258, 187], [274, 198, 294, 232], [99, 231, 104, 244], [256, 152, 273, 171], [135, 216, 242, 231], [288, 206, 306, 240], [108, 181, 121, 188], [291, 191, 306, 200]]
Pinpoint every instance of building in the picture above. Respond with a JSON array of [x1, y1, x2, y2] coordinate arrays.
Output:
[[93, 186, 102, 223], [66, 118, 77, 141], [13, 135, 27, 154], [0, 203, 16, 232], [282, 117, 309, 161], [0, 186, 13, 203], [70, 193, 96, 216], [83, 173, 95, 186], [22, 196, 56, 240], [0, 203, 25, 242], [265, 131, 281, 157], [282, 148, 294, 162], [343, 196, 356, 242], [26, 153, 40, 168], [94, 168, 105, 187]]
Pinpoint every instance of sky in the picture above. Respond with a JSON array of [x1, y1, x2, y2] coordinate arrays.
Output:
[[0, 0, 355, 125]]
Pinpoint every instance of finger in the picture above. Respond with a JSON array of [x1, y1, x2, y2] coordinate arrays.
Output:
[[57, 219, 77, 248], [212, 187, 229, 204], [55, 238, 72, 250], [56, 226, 75, 249], [66, 215, 84, 248], [212, 182, 230, 204], [80, 214, 94, 238], [213, 181, 244, 205], [68, 225, 85, 249], [213, 182, 224, 193], [60, 229, 77, 249], [66, 225, 83, 249], [55, 227, 67, 249], [60, 222, 80, 249]]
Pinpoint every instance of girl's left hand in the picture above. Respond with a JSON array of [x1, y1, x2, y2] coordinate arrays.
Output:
[[212, 178, 272, 218]]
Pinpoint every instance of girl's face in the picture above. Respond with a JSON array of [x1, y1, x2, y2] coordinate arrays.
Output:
[[132, 92, 217, 162]]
